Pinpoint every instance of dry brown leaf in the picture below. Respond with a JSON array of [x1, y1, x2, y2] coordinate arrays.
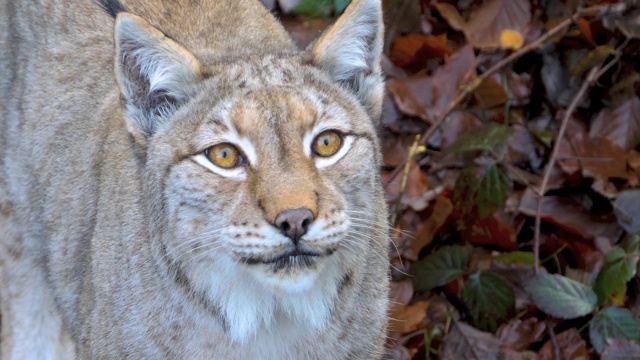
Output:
[[497, 318, 546, 351], [506, 124, 543, 169], [439, 111, 483, 150], [538, 328, 590, 360], [458, 215, 518, 251], [440, 321, 501, 360], [384, 345, 412, 360], [387, 45, 477, 123], [601, 339, 640, 359], [389, 300, 429, 335], [389, 280, 414, 313], [557, 131, 630, 180], [435, 0, 531, 50], [590, 96, 640, 151], [518, 188, 623, 241], [474, 76, 510, 108], [389, 33, 452, 68], [411, 195, 453, 258]]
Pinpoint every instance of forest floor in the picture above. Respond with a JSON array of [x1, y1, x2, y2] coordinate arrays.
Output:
[[276, 0, 640, 358]]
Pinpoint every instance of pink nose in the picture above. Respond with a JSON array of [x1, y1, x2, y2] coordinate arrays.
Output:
[[274, 208, 315, 244]]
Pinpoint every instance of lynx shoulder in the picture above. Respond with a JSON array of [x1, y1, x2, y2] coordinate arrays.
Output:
[[0, 0, 389, 358]]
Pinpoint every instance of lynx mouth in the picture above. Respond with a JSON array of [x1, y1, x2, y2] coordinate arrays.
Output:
[[242, 248, 336, 270]]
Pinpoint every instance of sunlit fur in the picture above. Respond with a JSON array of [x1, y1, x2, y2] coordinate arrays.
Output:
[[0, 0, 389, 359]]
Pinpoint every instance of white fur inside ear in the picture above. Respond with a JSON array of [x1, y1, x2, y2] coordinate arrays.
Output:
[[114, 13, 201, 137], [312, 0, 383, 82]]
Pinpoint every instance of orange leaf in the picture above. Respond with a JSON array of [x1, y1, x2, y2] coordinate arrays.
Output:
[[389, 300, 429, 335], [389, 33, 452, 68], [411, 195, 453, 257], [458, 215, 518, 251], [500, 29, 524, 50], [576, 17, 593, 43]]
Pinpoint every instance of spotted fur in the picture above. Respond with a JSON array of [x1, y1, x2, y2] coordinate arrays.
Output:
[[0, 0, 389, 358]]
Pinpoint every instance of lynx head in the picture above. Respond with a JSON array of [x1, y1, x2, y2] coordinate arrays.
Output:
[[112, 0, 387, 342]]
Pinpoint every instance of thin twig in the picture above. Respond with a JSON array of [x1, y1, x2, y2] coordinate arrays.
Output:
[[532, 37, 627, 274], [390, 134, 422, 225], [533, 66, 600, 274], [546, 320, 561, 360]]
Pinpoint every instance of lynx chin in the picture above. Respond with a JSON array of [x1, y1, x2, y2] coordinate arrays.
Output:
[[0, 0, 390, 358]]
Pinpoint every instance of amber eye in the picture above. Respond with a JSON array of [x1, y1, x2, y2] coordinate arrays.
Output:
[[205, 143, 244, 169], [312, 130, 343, 157]]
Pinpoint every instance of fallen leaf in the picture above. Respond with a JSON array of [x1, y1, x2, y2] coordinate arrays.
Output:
[[411, 195, 453, 258], [384, 161, 431, 212], [601, 339, 640, 359], [474, 76, 509, 108], [538, 328, 590, 360], [519, 188, 623, 241], [603, 9, 640, 39], [576, 18, 594, 43], [506, 124, 544, 169], [614, 189, 640, 234], [590, 96, 640, 151], [439, 111, 484, 150], [389, 33, 452, 68], [389, 280, 414, 313], [458, 214, 518, 251], [389, 300, 429, 335], [557, 131, 630, 181], [497, 318, 546, 351], [440, 321, 502, 360], [387, 45, 477, 123], [435, 0, 531, 50]]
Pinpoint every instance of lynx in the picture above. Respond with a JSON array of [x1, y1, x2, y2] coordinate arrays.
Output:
[[0, 0, 389, 358]]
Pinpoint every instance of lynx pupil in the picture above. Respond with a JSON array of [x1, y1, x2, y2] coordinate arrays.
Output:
[[312, 130, 342, 157], [206, 143, 241, 169]]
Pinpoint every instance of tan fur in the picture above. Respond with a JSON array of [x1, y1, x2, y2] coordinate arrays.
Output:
[[0, 0, 389, 358]]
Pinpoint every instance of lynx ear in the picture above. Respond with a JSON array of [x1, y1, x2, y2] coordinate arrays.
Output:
[[311, 0, 384, 120], [114, 13, 202, 142]]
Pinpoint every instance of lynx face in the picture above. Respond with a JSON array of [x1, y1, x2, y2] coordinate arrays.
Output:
[[112, 0, 385, 342], [151, 58, 380, 292], [143, 59, 381, 341]]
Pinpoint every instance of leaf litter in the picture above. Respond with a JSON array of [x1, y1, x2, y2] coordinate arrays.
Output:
[[275, 0, 640, 357]]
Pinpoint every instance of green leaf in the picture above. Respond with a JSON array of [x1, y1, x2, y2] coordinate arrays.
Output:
[[476, 163, 510, 217], [462, 271, 515, 332], [494, 251, 535, 265], [621, 233, 640, 254], [412, 246, 468, 291], [333, 0, 350, 14], [590, 307, 640, 354], [594, 247, 636, 305], [446, 123, 513, 153], [293, 0, 333, 17], [453, 161, 510, 217], [525, 274, 597, 319]]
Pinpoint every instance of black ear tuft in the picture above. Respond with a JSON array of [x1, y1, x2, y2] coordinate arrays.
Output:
[[97, 0, 126, 18]]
